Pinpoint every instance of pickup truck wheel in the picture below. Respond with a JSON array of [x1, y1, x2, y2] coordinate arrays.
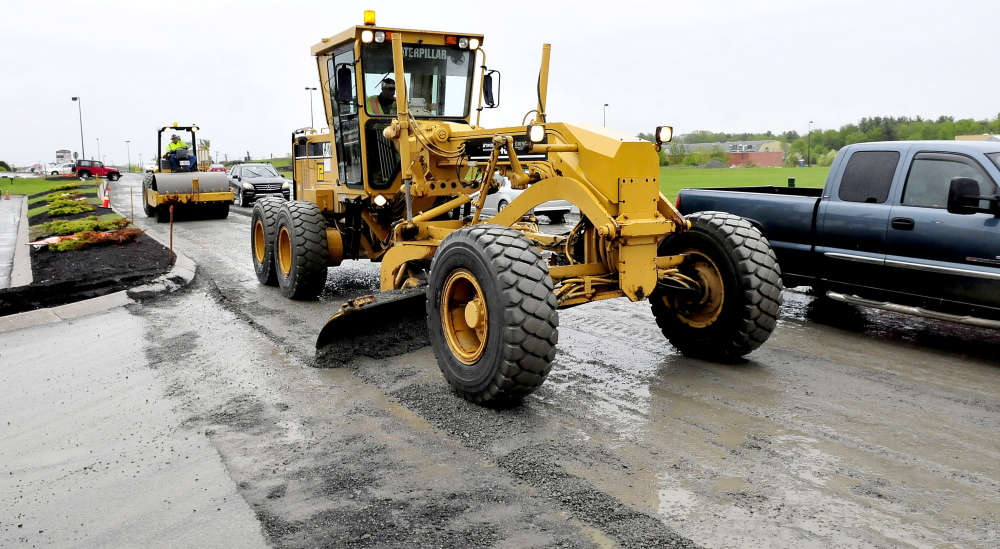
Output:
[[108, 173, 120, 181], [427, 225, 559, 405], [651, 211, 782, 361], [251, 197, 283, 286], [78, 171, 91, 179], [274, 200, 329, 299]]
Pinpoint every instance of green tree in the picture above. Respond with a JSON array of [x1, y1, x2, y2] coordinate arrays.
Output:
[[0, 161, 10, 172]]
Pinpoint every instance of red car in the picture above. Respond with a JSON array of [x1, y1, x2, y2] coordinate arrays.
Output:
[[74, 159, 121, 181], [209, 163, 226, 172]]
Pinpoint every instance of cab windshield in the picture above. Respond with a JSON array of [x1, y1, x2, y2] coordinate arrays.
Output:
[[361, 41, 474, 118]]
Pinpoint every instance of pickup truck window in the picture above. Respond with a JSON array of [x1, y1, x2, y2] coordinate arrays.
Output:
[[838, 151, 898, 204], [902, 153, 994, 208]]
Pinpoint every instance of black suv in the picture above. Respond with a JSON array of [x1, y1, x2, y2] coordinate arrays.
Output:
[[228, 163, 291, 207]]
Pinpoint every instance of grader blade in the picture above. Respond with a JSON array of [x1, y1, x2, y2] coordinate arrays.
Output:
[[315, 288, 429, 364]]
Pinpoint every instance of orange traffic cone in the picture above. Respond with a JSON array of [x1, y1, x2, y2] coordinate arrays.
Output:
[[4, 189, 9, 200], [101, 184, 110, 208]]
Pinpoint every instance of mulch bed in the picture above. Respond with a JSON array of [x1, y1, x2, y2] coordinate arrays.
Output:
[[0, 184, 172, 317]]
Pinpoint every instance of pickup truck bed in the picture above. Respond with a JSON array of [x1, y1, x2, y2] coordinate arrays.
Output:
[[677, 141, 1000, 326]]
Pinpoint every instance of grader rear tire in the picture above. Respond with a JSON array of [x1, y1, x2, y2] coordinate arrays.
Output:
[[651, 211, 782, 361], [427, 225, 559, 404], [274, 200, 329, 300], [251, 197, 283, 286]]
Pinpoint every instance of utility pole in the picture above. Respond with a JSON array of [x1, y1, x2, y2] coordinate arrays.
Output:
[[807, 120, 813, 167], [71, 97, 85, 159], [305, 87, 317, 128], [125, 140, 131, 173]]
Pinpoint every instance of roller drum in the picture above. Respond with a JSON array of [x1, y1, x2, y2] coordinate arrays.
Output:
[[152, 172, 229, 194]]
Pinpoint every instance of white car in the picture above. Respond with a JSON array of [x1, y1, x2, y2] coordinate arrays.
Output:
[[477, 175, 573, 223], [49, 162, 76, 175], [144, 160, 157, 173]]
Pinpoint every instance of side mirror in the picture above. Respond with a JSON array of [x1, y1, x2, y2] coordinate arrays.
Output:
[[947, 176, 1000, 215], [335, 65, 354, 104], [483, 70, 499, 108], [947, 177, 979, 215]]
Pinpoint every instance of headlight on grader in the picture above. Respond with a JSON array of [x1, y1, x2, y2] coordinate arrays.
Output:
[[374, 30, 385, 43], [527, 124, 546, 143], [656, 126, 673, 144], [361, 30, 374, 43], [469, 38, 480, 50], [458, 37, 469, 49], [372, 194, 388, 207]]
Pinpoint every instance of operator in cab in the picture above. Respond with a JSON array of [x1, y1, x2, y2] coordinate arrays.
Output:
[[366, 78, 397, 115], [165, 134, 195, 172]]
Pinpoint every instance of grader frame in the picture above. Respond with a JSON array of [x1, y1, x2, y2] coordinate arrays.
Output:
[[251, 14, 782, 404]]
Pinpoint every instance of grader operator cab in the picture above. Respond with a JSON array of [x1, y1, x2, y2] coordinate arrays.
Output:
[[142, 124, 233, 223], [252, 12, 783, 404]]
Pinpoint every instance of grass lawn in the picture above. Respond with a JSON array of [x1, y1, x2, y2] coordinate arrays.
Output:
[[659, 166, 830, 200]]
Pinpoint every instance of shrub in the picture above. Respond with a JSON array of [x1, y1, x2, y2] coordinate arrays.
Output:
[[41, 216, 130, 236], [47, 200, 96, 216], [47, 228, 144, 251]]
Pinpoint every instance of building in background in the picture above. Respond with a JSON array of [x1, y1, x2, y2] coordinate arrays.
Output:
[[683, 140, 785, 167], [955, 134, 1000, 141]]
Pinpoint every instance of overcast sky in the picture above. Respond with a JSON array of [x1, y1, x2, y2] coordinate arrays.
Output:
[[3, 0, 998, 167]]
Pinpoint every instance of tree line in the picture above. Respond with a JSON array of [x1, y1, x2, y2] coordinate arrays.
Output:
[[640, 114, 1000, 167]]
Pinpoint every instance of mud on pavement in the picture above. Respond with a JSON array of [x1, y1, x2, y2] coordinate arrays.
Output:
[[135, 286, 699, 548]]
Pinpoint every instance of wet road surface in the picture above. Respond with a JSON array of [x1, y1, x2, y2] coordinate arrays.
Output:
[[7, 174, 999, 548]]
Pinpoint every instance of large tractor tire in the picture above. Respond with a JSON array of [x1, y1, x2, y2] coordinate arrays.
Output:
[[426, 225, 559, 405], [650, 211, 782, 361], [274, 200, 329, 299], [250, 197, 283, 286]]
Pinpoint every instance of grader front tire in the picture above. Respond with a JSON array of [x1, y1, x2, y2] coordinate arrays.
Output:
[[427, 225, 559, 405], [651, 211, 782, 361], [274, 200, 329, 300], [250, 197, 283, 286]]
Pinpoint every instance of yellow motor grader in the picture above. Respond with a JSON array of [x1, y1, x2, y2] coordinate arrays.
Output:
[[251, 12, 783, 404], [142, 124, 232, 223]]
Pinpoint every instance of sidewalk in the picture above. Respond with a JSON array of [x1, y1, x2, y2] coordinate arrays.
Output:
[[0, 194, 31, 289]]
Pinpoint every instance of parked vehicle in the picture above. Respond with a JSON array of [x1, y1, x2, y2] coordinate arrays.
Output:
[[228, 163, 291, 207], [144, 160, 157, 173], [208, 163, 226, 172], [74, 159, 121, 181], [676, 140, 1000, 328], [476, 174, 573, 222], [49, 162, 75, 175]]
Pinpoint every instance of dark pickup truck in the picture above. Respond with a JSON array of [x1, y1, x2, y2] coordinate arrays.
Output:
[[676, 140, 1000, 328]]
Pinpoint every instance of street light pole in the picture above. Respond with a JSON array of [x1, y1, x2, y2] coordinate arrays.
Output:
[[96, 137, 101, 162], [71, 97, 85, 160], [125, 140, 131, 173], [305, 87, 317, 128], [807, 120, 813, 167], [603, 103, 608, 127]]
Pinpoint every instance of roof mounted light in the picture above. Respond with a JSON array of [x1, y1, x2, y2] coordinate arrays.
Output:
[[363, 10, 376, 26], [527, 124, 546, 143], [655, 126, 673, 144], [361, 29, 374, 43], [458, 37, 469, 49], [469, 38, 481, 50], [374, 30, 385, 43]]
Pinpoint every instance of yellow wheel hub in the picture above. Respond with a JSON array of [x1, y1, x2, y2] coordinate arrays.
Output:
[[277, 225, 292, 276], [674, 250, 724, 328], [440, 269, 488, 364], [253, 220, 267, 264]]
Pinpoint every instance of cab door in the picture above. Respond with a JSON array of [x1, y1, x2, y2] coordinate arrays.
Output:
[[886, 151, 1000, 313], [814, 148, 903, 293]]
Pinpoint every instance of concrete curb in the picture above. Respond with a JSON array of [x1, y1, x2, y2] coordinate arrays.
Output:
[[0, 202, 197, 333]]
